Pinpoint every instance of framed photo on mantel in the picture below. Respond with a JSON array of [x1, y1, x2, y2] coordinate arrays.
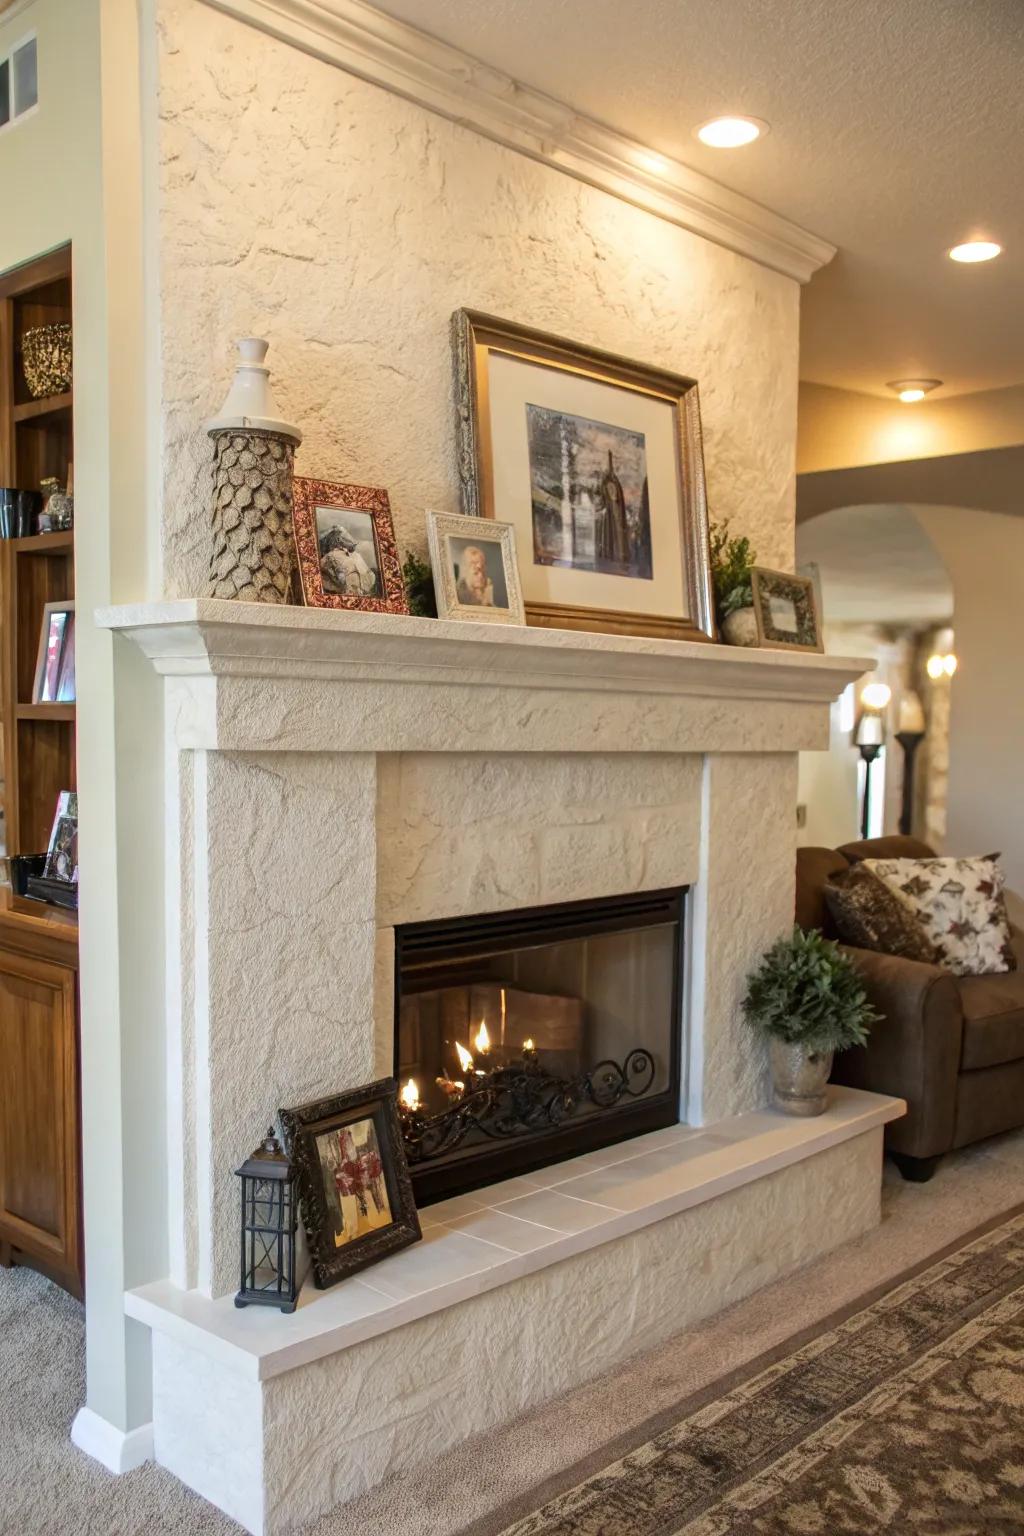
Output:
[[452, 310, 715, 642]]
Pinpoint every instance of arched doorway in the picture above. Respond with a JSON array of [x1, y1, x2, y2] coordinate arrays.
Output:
[[795, 503, 953, 849]]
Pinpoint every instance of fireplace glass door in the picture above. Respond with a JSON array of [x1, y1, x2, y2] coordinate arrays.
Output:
[[394, 888, 685, 1202]]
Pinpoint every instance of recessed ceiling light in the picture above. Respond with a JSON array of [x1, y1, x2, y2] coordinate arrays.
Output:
[[695, 116, 767, 149], [948, 240, 1002, 263], [887, 378, 941, 404]]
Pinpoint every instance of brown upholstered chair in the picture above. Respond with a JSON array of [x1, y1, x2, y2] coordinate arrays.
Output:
[[796, 835, 1024, 1181]]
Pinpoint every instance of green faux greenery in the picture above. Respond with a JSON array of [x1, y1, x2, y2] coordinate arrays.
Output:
[[709, 518, 756, 617], [401, 550, 437, 618], [742, 927, 880, 1053]]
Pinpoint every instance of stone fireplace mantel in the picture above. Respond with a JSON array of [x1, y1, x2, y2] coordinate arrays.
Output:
[[100, 598, 869, 755], [97, 598, 883, 1536]]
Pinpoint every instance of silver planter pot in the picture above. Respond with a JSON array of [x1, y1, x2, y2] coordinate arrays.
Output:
[[769, 1039, 833, 1116]]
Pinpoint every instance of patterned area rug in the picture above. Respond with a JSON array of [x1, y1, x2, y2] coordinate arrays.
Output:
[[486, 1209, 1024, 1536]]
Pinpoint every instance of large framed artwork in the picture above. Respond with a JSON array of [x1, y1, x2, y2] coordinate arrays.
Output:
[[452, 310, 715, 641], [279, 1078, 421, 1289]]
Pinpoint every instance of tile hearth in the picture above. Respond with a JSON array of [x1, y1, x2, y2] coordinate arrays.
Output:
[[127, 1087, 901, 1384]]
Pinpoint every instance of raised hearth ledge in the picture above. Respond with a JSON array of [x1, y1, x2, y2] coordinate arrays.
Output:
[[98, 599, 870, 755], [126, 1086, 903, 1384]]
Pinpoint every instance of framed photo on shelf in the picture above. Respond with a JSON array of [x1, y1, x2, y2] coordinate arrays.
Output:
[[292, 477, 408, 615], [750, 567, 823, 653], [425, 510, 525, 625], [451, 310, 714, 642], [279, 1078, 421, 1290], [33, 601, 75, 703], [43, 791, 78, 884]]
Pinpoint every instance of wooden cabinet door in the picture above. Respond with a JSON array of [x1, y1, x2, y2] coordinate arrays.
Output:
[[0, 946, 80, 1295]]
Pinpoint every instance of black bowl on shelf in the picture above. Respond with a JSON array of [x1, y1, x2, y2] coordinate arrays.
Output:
[[10, 852, 78, 911], [0, 488, 43, 538]]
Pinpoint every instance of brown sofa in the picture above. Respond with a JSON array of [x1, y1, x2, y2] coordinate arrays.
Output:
[[796, 835, 1024, 1181]]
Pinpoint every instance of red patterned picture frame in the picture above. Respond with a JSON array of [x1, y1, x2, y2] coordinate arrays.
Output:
[[292, 476, 409, 614]]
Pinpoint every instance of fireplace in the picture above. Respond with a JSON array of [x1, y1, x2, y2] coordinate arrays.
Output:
[[394, 888, 685, 1202]]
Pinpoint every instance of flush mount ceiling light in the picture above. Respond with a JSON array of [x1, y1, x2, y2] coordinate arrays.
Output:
[[948, 240, 1002, 264], [887, 378, 942, 404], [694, 116, 767, 149]]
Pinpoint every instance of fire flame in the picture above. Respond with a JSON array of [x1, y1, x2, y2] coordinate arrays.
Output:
[[523, 1038, 535, 1052], [455, 1040, 474, 1074], [474, 1020, 491, 1055], [399, 1078, 420, 1112]]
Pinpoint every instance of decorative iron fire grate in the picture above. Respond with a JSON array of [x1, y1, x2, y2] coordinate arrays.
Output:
[[397, 1044, 656, 1166]]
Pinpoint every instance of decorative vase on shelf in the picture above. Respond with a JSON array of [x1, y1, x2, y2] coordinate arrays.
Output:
[[22, 322, 72, 398], [721, 606, 758, 647], [205, 338, 302, 604], [769, 1039, 833, 1117]]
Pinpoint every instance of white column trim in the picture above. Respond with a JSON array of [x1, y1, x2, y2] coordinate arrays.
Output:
[[71, 1408, 154, 1475], [199, 0, 835, 283]]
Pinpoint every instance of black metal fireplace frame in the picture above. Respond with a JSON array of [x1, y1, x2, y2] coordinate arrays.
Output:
[[394, 887, 687, 1205]]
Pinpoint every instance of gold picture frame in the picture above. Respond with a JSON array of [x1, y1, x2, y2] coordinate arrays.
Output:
[[452, 310, 714, 642]]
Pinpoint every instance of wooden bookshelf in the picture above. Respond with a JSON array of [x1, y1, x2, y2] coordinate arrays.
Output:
[[0, 252, 76, 863], [0, 245, 81, 1299]]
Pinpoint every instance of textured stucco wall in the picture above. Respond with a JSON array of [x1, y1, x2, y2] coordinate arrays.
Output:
[[154, 0, 799, 596]]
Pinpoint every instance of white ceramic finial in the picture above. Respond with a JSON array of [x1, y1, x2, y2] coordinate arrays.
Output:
[[206, 337, 302, 443]]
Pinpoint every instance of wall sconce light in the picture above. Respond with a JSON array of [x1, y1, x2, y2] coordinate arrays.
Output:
[[926, 652, 958, 680]]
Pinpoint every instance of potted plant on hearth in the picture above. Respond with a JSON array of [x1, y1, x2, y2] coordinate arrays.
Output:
[[709, 518, 757, 645], [742, 927, 880, 1116]]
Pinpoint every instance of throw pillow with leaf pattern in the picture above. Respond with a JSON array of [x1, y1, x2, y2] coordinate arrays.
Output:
[[863, 854, 1016, 976]]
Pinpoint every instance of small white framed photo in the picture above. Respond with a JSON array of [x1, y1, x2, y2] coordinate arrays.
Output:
[[426, 511, 525, 625]]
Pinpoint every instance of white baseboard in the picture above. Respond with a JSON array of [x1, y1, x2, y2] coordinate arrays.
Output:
[[71, 1406, 154, 1474]]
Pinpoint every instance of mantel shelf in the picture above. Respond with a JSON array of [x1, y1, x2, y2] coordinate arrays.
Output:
[[98, 598, 870, 758], [99, 598, 869, 699]]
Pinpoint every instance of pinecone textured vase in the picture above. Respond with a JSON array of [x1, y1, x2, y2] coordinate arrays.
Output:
[[207, 429, 296, 603]]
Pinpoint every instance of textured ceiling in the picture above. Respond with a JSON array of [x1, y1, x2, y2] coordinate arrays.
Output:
[[797, 506, 953, 625], [376, 0, 1024, 398]]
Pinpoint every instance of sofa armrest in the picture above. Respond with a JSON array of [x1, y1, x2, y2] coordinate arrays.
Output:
[[831, 946, 963, 1158]]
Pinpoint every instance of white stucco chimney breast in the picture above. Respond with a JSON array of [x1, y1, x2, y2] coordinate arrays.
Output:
[[99, 599, 896, 1536]]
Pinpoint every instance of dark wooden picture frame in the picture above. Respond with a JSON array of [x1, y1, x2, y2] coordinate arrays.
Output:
[[451, 309, 715, 643], [279, 1077, 421, 1290], [750, 566, 823, 653], [292, 476, 409, 615]]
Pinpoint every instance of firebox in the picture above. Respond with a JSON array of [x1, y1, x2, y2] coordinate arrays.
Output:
[[394, 888, 685, 1203]]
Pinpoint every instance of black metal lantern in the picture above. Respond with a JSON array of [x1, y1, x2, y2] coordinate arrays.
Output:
[[234, 1127, 299, 1313]]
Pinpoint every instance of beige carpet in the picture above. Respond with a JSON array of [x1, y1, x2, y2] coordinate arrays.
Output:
[[2, 1128, 1022, 1536]]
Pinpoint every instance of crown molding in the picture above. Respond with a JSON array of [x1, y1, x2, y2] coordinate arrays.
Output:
[[0, 0, 38, 24], [200, 0, 835, 284]]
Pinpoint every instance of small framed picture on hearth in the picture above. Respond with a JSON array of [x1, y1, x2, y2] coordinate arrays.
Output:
[[426, 510, 525, 624], [279, 1078, 421, 1289], [750, 567, 823, 653], [292, 477, 409, 615]]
